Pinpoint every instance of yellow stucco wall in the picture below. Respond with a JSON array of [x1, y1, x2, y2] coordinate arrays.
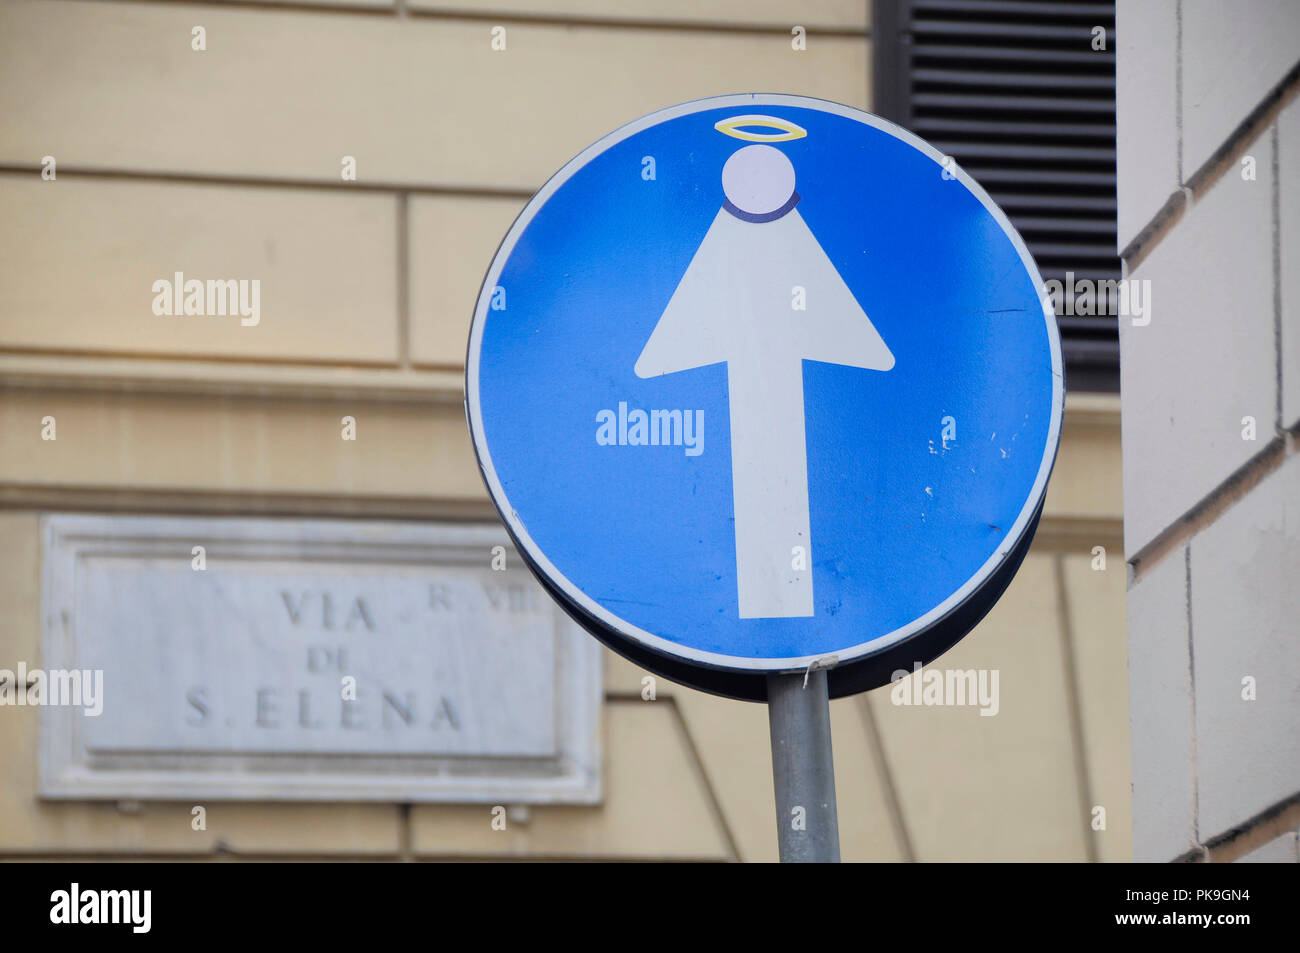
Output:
[[0, 0, 1127, 861]]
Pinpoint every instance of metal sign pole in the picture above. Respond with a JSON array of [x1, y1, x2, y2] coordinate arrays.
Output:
[[468, 96, 1063, 865], [767, 670, 841, 862]]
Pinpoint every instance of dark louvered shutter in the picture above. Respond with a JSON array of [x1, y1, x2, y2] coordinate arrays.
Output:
[[873, 0, 1120, 392]]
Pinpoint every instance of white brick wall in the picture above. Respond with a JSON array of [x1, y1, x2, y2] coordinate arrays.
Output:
[[1180, 0, 1300, 178], [1236, 829, 1300, 863], [1126, 549, 1197, 861], [1190, 457, 1300, 837], [1118, 0, 1300, 862], [1116, 0, 1178, 251], [1120, 138, 1276, 553], [1280, 96, 1300, 430]]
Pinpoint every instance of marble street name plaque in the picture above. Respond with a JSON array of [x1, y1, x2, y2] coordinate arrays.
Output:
[[39, 515, 602, 803]]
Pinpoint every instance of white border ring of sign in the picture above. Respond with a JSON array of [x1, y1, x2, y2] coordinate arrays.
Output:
[[464, 94, 1064, 701]]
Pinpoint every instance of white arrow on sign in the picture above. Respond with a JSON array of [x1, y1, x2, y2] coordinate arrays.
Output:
[[636, 137, 894, 619]]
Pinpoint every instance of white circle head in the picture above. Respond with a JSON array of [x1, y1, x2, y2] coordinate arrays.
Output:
[[721, 144, 795, 216]]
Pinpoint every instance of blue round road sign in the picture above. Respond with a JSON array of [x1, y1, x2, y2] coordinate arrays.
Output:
[[466, 94, 1063, 700]]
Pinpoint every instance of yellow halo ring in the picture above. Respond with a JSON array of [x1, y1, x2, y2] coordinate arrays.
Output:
[[714, 114, 808, 142]]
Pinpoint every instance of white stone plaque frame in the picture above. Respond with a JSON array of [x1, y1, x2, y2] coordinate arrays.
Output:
[[40, 515, 602, 803]]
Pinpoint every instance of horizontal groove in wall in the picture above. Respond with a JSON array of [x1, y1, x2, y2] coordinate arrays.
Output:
[[0, 165, 537, 202], [56, 0, 870, 36], [0, 355, 466, 404], [0, 484, 498, 522], [0, 357, 1120, 415], [1128, 426, 1298, 583], [1121, 61, 1300, 267]]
